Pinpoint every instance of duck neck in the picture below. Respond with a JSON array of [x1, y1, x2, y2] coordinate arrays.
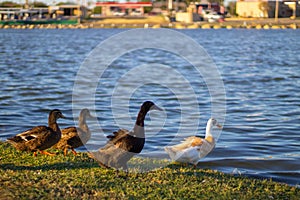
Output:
[[48, 117, 60, 133], [133, 108, 147, 138], [79, 116, 89, 133], [135, 108, 147, 127], [205, 121, 213, 139]]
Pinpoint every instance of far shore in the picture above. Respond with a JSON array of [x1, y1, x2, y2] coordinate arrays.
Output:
[[1, 16, 300, 29]]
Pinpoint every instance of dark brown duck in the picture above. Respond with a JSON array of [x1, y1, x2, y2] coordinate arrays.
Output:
[[89, 101, 162, 170], [53, 108, 94, 156], [7, 109, 66, 156]]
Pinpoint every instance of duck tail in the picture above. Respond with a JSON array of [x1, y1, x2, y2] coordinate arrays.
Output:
[[7, 136, 23, 143], [7, 136, 26, 146], [6, 136, 27, 151]]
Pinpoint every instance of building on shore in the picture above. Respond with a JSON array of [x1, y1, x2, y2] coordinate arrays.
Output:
[[49, 5, 89, 19], [0, 7, 48, 20], [95, 1, 152, 16], [0, 5, 89, 21], [175, 1, 225, 23], [236, 0, 300, 18]]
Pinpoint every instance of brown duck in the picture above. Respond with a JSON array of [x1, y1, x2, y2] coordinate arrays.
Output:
[[89, 101, 162, 170], [53, 108, 94, 156], [7, 109, 66, 156]]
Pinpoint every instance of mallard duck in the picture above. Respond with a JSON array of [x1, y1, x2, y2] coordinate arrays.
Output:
[[164, 118, 222, 167], [53, 108, 94, 156], [7, 109, 66, 156], [89, 101, 162, 170]]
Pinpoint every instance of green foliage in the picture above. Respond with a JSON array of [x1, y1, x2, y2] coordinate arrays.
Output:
[[182, 0, 224, 6], [30, 1, 48, 7], [56, 2, 77, 6], [207, 0, 224, 5], [227, 1, 236, 16], [0, 142, 299, 199], [144, 6, 153, 14], [93, 6, 102, 14], [0, 1, 21, 7]]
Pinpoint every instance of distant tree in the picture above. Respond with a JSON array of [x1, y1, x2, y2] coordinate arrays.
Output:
[[144, 6, 153, 14], [207, 0, 224, 5], [31, 1, 48, 7], [226, 1, 236, 16], [182, 0, 224, 7], [0, 1, 21, 7], [56, 2, 76, 6], [93, 6, 102, 14], [183, 0, 194, 6]]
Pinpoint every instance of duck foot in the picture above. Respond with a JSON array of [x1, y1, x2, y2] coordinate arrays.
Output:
[[63, 148, 68, 156], [39, 150, 56, 156], [71, 148, 77, 156]]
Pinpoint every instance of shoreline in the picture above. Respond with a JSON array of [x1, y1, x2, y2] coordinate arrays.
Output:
[[1, 17, 300, 29]]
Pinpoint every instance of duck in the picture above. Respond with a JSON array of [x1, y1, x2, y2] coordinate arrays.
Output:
[[89, 101, 162, 170], [53, 108, 94, 156], [7, 109, 66, 156], [164, 118, 222, 167]]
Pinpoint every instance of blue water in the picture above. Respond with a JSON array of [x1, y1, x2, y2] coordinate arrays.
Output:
[[0, 29, 299, 186]]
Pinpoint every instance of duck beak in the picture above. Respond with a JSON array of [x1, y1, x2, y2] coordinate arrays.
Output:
[[150, 104, 163, 111], [60, 114, 67, 119], [216, 123, 222, 129], [89, 114, 97, 119]]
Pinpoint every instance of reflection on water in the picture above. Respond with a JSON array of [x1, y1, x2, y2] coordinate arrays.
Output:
[[0, 29, 299, 185]]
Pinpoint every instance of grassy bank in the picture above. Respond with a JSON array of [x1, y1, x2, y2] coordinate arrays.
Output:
[[0, 142, 299, 199]]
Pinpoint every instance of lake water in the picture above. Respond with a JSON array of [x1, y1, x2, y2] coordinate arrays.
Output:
[[0, 29, 299, 186]]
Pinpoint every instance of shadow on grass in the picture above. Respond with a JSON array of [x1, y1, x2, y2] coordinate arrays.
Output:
[[0, 161, 100, 171]]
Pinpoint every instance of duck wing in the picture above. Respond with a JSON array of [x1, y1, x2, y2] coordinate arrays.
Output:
[[61, 127, 78, 137], [106, 129, 129, 144], [197, 139, 216, 159], [89, 129, 143, 170], [165, 136, 204, 161], [166, 136, 204, 152], [54, 127, 82, 149], [7, 126, 56, 151], [9, 126, 52, 141], [184, 136, 204, 147], [103, 129, 144, 153], [175, 146, 201, 165], [175, 138, 215, 164]]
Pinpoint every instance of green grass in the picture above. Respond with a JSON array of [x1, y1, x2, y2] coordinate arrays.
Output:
[[0, 142, 299, 199]]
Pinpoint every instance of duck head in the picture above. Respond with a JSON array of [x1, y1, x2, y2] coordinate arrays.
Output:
[[141, 101, 163, 113], [80, 108, 95, 119], [209, 118, 222, 129], [48, 109, 66, 128], [134, 101, 163, 128], [49, 109, 66, 120]]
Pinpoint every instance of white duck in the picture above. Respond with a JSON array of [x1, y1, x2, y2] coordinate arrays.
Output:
[[164, 118, 222, 167]]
